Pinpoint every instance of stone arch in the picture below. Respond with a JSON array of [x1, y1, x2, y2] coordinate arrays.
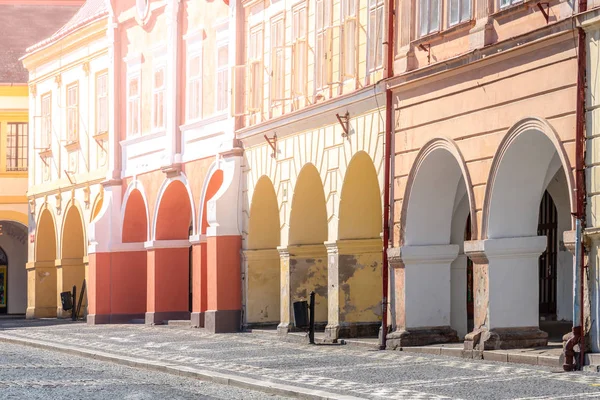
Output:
[[32, 207, 58, 318], [199, 169, 224, 235], [287, 163, 328, 325], [90, 193, 104, 223], [154, 178, 194, 241], [245, 176, 281, 326], [397, 138, 475, 343], [482, 117, 575, 239], [0, 211, 28, 226], [401, 138, 477, 245], [59, 202, 87, 318]]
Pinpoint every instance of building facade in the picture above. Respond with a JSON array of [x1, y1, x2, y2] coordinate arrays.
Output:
[[0, 1, 82, 316]]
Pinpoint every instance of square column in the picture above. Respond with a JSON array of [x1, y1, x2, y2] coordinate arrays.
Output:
[[277, 244, 328, 335], [56, 258, 85, 318], [145, 240, 190, 325], [325, 239, 382, 342], [464, 236, 549, 350], [204, 235, 242, 333], [25, 261, 57, 318], [386, 245, 460, 348], [190, 238, 207, 328]]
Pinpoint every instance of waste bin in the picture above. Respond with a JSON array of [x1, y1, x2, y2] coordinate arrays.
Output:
[[60, 291, 73, 311], [293, 300, 309, 328]]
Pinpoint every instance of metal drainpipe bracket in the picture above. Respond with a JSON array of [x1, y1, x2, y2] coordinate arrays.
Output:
[[336, 112, 350, 138], [264, 133, 277, 159]]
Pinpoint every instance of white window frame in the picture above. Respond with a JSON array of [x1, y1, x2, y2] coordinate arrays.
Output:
[[448, 0, 471, 26], [96, 71, 109, 135], [215, 21, 229, 115], [248, 24, 264, 115], [341, 0, 358, 80], [291, 2, 308, 101], [315, 0, 333, 92], [367, 0, 385, 72], [66, 82, 79, 143], [40, 92, 52, 149], [124, 52, 143, 137], [499, 0, 521, 9], [418, 0, 441, 37], [185, 29, 204, 122]]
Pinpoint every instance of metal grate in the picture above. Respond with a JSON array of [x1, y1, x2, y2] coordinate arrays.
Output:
[[538, 190, 558, 319]]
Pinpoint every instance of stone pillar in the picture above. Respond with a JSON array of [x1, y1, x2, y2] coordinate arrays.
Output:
[[204, 235, 242, 333], [56, 258, 85, 318], [464, 236, 549, 350], [325, 239, 382, 342], [277, 247, 291, 335], [190, 237, 207, 328], [145, 240, 190, 325], [451, 254, 469, 340], [386, 245, 460, 348], [25, 260, 57, 318]]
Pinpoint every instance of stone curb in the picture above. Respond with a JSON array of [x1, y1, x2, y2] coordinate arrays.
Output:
[[0, 334, 365, 400]]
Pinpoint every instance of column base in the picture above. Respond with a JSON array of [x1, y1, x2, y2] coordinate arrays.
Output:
[[87, 313, 145, 325], [26, 306, 57, 319], [325, 322, 382, 342], [464, 327, 548, 350], [145, 311, 190, 326], [277, 322, 291, 336], [204, 310, 240, 333], [191, 312, 205, 328], [386, 326, 459, 349]]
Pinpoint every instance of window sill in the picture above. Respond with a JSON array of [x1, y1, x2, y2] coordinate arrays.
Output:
[[65, 140, 80, 152], [412, 19, 475, 46], [120, 130, 166, 146], [38, 148, 52, 158], [180, 113, 228, 132], [93, 131, 109, 141]]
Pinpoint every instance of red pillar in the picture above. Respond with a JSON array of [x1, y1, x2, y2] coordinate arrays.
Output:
[[191, 240, 208, 327], [205, 235, 242, 333]]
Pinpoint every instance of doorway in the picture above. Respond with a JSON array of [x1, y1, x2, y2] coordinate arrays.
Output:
[[538, 190, 558, 321], [0, 247, 7, 314]]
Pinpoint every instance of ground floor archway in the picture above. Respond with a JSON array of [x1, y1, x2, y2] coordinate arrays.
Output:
[[0, 221, 27, 315]]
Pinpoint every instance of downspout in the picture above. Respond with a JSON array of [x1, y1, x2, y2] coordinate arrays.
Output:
[[564, 2, 587, 371], [380, 0, 395, 350]]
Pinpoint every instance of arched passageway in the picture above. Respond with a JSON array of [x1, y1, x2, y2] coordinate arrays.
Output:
[[60, 205, 86, 318], [468, 122, 574, 349], [390, 141, 475, 346], [280, 164, 328, 333], [326, 152, 382, 340], [244, 176, 280, 327], [0, 221, 27, 315], [147, 180, 192, 324], [30, 209, 58, 318], [191, 170, 223, 327]]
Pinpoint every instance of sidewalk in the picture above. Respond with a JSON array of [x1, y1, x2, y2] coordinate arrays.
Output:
[[0, 320, 599, 400]]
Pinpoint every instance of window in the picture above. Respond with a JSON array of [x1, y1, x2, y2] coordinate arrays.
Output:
[[270, 16, 285, 104], [6, 122, 28, 171], [188, 53, 202, 120], [96, 72, 108, 134], [368, 0, 384, 71], [315, 0, 332, 90], [153, 67, 165, 129], [41, 93, 51, 149], [292, 4, 307, 98], [66, 83, 79, 143], [419, 0, 440, 37], [342, 0, 358, 79], [216, 43, 229, 113], [449, 0, 471, 25], [248, 26, 263, 113], [499, 0, 520, 8], [127, 76, 140, 136]]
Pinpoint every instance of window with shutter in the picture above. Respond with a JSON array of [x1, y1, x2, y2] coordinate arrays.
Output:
[[248, 26, 263, 114], [153, 67, 165, 130], [448, 0, 471, 26], [96, 72, 108, 135], [292, 3, 308, 101], [127, 76, 140, 136], [418, 0, 440, 37], [368, 0, 385, 72], [315, 0, 332, 91], [188, 53, 202, 120], [270, 16, 285, 104], [66, 83, 79, 143], [216, 43, 229, 113], [41, 93, 52, 149], [342, 0, 358, 80]]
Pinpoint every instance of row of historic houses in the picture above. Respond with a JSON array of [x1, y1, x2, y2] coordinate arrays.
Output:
[[14, 0, 600, 365]]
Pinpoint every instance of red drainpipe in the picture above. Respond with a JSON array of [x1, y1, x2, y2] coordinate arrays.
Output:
[[576, 0, 587, 369], [380, 0, 395, 350]]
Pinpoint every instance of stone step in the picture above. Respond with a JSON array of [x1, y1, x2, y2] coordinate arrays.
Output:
[[167, 320, 191, 327]]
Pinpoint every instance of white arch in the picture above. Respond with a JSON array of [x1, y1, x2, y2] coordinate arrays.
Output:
[[121, 180, 151, 243], [482, 117, 575, 239], [151, 173, 197, 241], [197, 159, 224, 236]]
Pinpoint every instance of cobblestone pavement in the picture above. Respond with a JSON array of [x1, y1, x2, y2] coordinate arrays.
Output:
[[1, 319, 600, 399], [0, 341, 289, 400]]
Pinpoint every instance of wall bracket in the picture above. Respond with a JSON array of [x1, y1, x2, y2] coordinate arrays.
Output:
[[264, 133, 277, 158], [418, 43, 431, 64], [336, 112, 350, 138], [536, 2, 550, 23]]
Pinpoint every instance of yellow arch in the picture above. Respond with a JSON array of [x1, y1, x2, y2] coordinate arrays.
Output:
[[0, 210, 28, 226], [61, 200, 87, 258]]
